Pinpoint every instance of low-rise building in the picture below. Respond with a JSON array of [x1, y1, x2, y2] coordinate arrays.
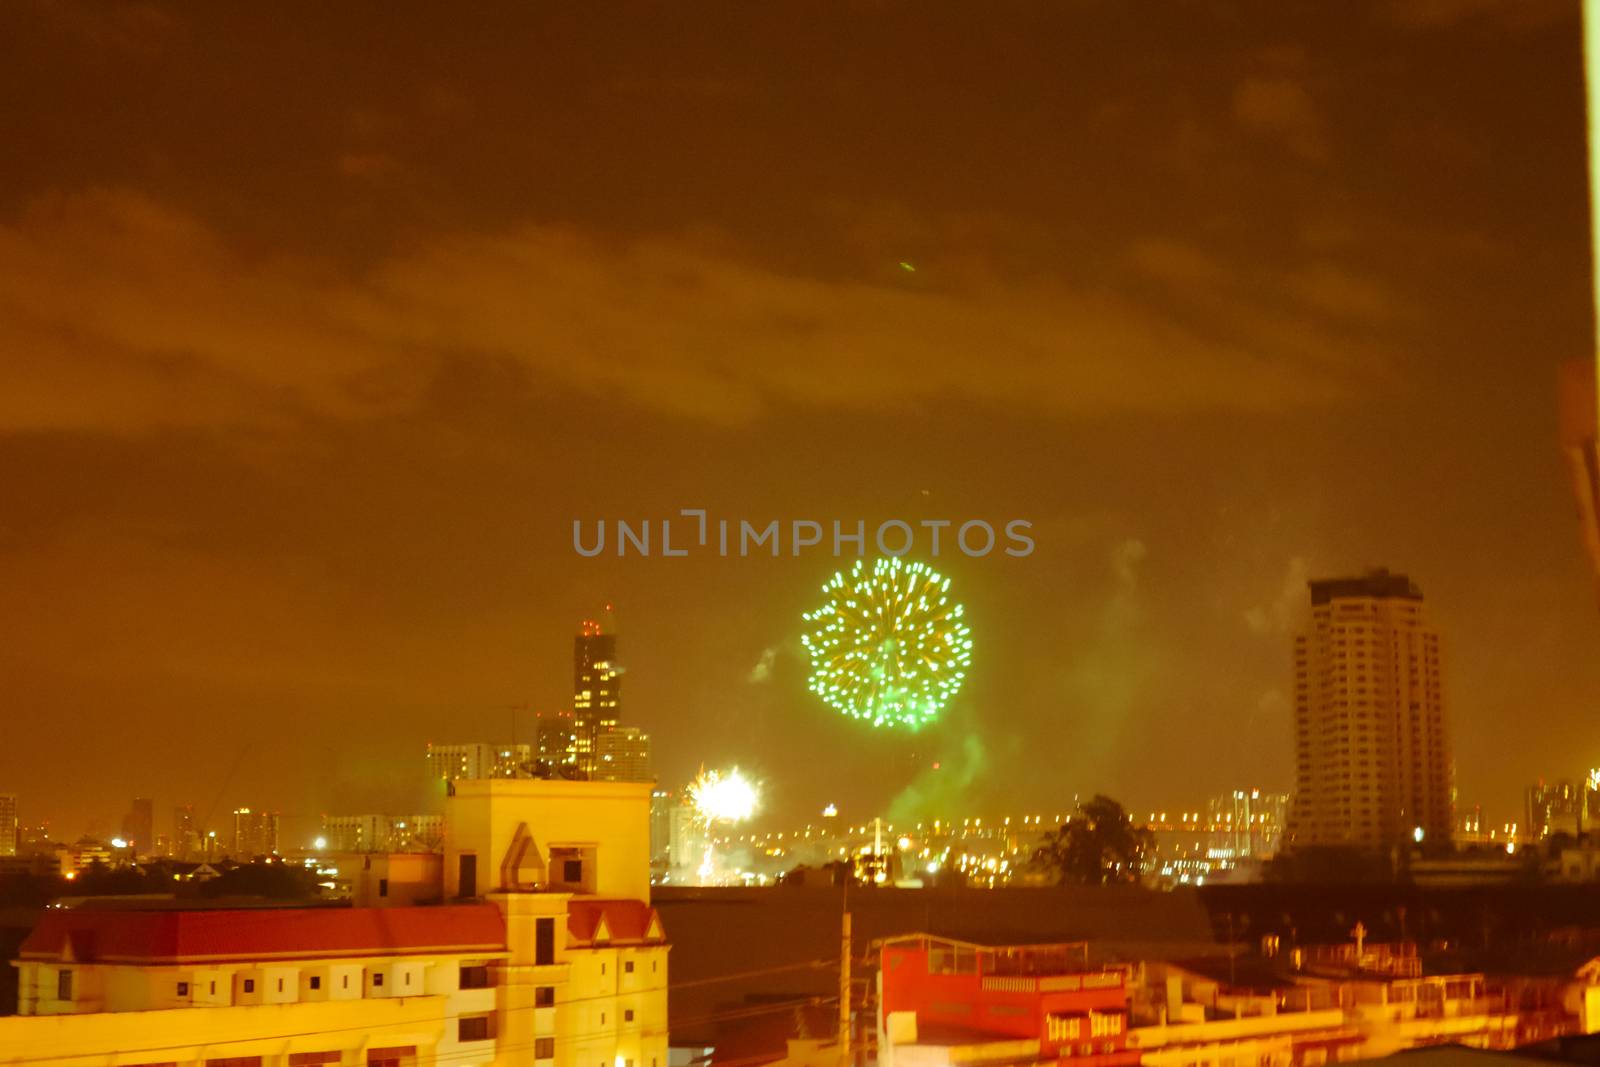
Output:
[[878, 934, 1600, 1067], [2, 777, 669, 1067], [878, 936, 1140, 1067]]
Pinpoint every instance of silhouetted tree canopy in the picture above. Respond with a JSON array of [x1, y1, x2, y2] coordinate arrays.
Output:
[[1030, 795, 1152, 887]]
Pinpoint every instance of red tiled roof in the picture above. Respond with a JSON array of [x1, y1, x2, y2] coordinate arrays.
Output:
[[20, 904, 506, 964], [566, 899, 665, 946]]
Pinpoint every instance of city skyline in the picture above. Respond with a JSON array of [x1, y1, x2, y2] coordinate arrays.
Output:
[[8, 4, 1600, 1066], [4, 558, 1596, 845], [1, 3, 1598, 837]]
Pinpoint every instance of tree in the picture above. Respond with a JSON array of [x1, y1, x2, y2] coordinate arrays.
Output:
[[1031, 795, 1152, 886]]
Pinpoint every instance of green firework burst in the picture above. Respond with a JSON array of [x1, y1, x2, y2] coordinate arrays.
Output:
[[800, 557, 973, 730]]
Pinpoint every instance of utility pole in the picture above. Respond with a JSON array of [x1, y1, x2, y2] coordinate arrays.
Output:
[[839, 894, 852, 1067]]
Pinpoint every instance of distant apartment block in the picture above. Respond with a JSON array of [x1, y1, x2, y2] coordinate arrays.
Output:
[[0, 794, 17, 857], [425, 742, 532, 782], [594, 725, 652, 783], [536, 710, 578, 767], [1288, 569, 1452, 851], [231, 808, 280, 858], [322, 813, 444, 853], [120, 797, 153, 854]]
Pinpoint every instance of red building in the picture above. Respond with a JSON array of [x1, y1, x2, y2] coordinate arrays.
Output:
[[878, 936, 1141, 1067]]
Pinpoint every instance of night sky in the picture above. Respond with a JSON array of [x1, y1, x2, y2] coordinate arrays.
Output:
[[2, 1, 1597, 845]]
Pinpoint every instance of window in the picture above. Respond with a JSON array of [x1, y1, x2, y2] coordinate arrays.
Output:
[[535, 917, 555, 966], [563, 859, 583, 882], [243, 979, 255, 994], [625, 1009, 635, 1022], [289, 1054, 342, 1067], [601, 1012, 606, 1024], [458, 853, 477, 897], [56, 970, 72, 1000], [277, 978, 284, 992], [625, 960, 634, 974], [367, 1047, 418, 1067], [342, 975, 349, 989], [536, 985, 555, 1006], [209, 981, 216, 995], [459, 965, 491, 989], [378, 878, 388, 898], [372, 973, 385, 988], [535, 1038, 555, 1059], [310, 976, 322, 990], [458, 1015, 492, 1042], [177, 981, 189, 996], [601, 963, 607, 975]]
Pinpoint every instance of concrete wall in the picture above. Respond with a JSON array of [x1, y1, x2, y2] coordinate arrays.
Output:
[[0, 996, 455, 1067], [447, 780, 653, 902]]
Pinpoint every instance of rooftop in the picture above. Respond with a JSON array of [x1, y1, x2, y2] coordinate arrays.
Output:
[[1309, 568, 1423, 606], [567, 899, 665, 946], [20, 903, 506, 965], [882, 934, 1099, 979]]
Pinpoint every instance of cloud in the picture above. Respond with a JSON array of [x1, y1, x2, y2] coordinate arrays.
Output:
[[1125, 238, 1397, 360], [1125, 239, 1220, 288], [1233, 77, 1326, 162], [1285, 263, 1395, 321], [0, 189, 1377, 436], [1245, 557, 1310, 635]]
